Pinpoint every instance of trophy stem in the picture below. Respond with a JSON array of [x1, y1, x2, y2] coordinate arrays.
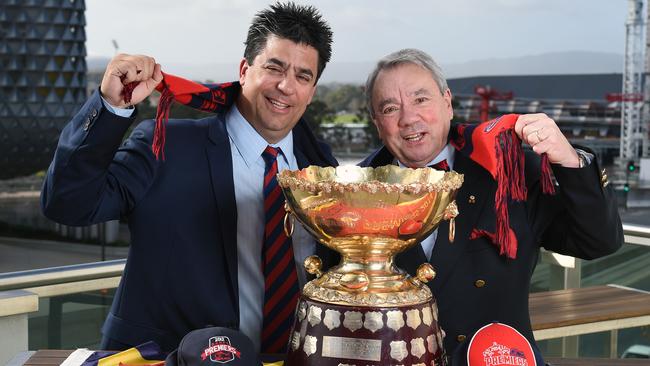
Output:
[[303, 237, 432, 307]]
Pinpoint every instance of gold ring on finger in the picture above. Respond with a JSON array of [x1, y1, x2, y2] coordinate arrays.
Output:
[[535, 127, 548, 142]]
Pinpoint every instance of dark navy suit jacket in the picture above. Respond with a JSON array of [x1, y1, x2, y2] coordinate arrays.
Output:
[[359, 144, 623, 357], [41, 89, 338, 351]]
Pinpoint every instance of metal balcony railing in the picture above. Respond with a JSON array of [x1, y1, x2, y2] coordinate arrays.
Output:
[[0, 259, 124, 295]]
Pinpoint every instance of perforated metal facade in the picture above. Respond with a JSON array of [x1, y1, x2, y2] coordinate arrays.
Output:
[[0, 0, 87, 179]]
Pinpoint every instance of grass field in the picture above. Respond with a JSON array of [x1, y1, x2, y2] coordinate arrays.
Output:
[[332, 113, 368, 124]]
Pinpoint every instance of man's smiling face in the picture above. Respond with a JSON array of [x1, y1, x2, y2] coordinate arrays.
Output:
[[237, 35, 319, 144], [371, 62, 453, 168]]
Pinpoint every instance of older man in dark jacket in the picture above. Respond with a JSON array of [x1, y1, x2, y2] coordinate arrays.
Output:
[[359, 48, 623, 361]]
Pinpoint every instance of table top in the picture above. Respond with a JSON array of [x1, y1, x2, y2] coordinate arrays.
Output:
[[546, 357, 650, 365], [20, 350, 650, 366], [21, 350, 72, 365], [529, 285, 650, 330]]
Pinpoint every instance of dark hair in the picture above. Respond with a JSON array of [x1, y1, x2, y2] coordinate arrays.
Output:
[[244, 2, 333, 82]]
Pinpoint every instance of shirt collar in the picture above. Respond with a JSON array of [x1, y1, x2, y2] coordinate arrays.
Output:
[[225, 105, 294, 167], [397, 143, 455, 170]]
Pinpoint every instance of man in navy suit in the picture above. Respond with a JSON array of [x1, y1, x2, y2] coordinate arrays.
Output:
[[359, 49, 623, 361], [41, 2, 337, 353]]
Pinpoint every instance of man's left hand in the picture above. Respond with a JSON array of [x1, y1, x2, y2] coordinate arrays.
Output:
[[514, 113, 580, 168]]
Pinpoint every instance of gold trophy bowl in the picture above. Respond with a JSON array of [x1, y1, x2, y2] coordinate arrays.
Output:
[[278, 165, 464, 307], [280, 165, 463, 365]]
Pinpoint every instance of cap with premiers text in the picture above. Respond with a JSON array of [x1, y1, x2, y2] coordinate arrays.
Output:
[[165, 326, 261, 366], [453, 322, 544, 366]]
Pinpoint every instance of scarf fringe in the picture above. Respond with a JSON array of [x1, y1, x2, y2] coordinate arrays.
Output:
[[152, 86, 174, 160], [120, 80, 174, 161], [494, 129, 526, 259], [540, 153, 556, 195], [121, 81, 137, 105]]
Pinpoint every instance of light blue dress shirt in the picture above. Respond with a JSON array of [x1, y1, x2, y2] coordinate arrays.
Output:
[[397, 143, 455, 261], [101, 97, 315, 353], [101, 96, 135, 117], [225, 105, 314, 353]]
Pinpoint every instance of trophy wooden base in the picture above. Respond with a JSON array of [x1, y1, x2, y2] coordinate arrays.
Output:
[[284, 295, 447, 365]]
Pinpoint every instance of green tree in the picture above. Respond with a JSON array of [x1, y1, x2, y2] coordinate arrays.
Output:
[[324, 84, 365, 112], [303, 99, 334, 136]]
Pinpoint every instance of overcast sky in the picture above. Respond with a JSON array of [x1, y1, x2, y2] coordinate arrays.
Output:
[[85, 0, 628, 67]]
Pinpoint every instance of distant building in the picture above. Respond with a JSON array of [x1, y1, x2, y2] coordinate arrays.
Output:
[[0, 0, 87, 179], [448, 74, 623, 164], [320, 122, 371, 152]]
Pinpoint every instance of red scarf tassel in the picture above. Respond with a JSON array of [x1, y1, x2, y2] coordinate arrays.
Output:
[[152, 86, 174, 160], [121, 80, 175, 161], [540, 154, 556, 195], [494, 129, 527, 259]]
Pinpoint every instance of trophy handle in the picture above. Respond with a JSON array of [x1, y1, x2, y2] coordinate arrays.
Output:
[[304, 255, 323, 278], [411, 263, 436, 286], [443, 200, 459, 243], [417, 263, 436, 282], [284, 203, 295, 237], [449, 217, 456, 243]]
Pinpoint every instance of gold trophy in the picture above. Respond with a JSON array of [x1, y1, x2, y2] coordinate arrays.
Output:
[[279, 165, 463, 365]]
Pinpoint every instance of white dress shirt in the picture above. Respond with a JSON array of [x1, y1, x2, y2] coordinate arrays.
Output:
[[226, 105, 314, 353]]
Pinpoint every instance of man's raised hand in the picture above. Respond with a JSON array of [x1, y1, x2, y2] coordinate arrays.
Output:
[[100, 54, 163, 108], [514, 113, 580, 168]]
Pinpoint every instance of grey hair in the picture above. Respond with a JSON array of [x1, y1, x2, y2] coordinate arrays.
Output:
[[365, 48, 448, 118]]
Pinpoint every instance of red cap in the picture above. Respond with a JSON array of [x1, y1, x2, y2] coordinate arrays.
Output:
[[466, 322, 537, 366]]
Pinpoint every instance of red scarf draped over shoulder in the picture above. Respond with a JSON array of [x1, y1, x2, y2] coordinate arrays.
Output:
[[450, 115, 556, 258]]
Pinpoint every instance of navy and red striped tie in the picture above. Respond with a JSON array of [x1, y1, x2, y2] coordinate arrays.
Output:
[[260, 146, 300, 354], [430, 159, 450, 171]]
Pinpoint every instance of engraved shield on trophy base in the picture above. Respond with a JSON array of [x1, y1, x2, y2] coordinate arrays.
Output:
[[285, 297, 446, 365]]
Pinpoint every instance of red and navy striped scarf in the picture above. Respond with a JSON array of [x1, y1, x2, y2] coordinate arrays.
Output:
[[450, 115, 555, 259], [125, 74, 554, 259]]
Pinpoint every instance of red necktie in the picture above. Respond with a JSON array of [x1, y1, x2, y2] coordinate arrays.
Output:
[[260, 146, 300, 353], [430, 159, 450, 171]]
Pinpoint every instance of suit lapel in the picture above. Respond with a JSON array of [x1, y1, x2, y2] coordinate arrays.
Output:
[[206, 114, 240, 317], [294, 148, 309, 169], [428, 152, 494, 293]]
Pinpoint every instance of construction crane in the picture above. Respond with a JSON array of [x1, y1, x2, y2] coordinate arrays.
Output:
[[643, 0, 650, 158], [474, 85, 513, 122], [606, 93, 643, 102], [620, 0, 647, 164]]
